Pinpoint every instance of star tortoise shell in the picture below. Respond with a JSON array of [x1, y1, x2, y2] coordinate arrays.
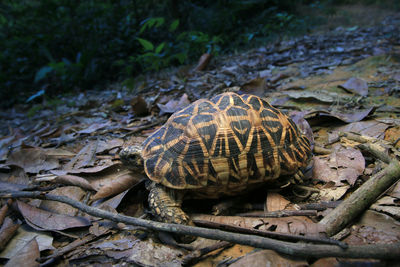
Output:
[[142, 92, 312, 198]]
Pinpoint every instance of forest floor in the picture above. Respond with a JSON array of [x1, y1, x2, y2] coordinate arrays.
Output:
[[0, 5, 400, 267]]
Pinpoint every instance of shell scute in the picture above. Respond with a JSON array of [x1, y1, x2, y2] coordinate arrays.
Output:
[[142, 92, 312, 194]]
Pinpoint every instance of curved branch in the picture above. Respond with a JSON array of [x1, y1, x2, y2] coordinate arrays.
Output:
[[1, 191, 400, 260]]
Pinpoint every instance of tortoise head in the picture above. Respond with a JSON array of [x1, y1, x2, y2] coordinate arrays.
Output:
[[119, 145, 144, 171]]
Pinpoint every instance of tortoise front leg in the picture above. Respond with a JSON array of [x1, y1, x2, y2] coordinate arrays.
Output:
[[148, 183, 190, 225]]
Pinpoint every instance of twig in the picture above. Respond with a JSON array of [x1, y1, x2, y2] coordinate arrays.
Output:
[[40, 233, 108, 266], [1, 191, 400, 259], [237, 210, 317, 218], [313, 145, 332, 155], [298, 201, 341, 211], [193, 219, 347, 249], [182, 241, 231, 266], [318, 159, 400, 236], [358, 143, 392, 164], [0, 199, 12, 225]]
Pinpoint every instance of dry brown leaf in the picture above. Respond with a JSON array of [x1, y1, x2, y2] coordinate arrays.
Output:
[[312, 145, 365, 186], [66, 159, 116, 174], [194, 53, 212, 71], [266, 192, 291, 212], [310, 258, 340, 267], [192, 214, 320, 236], [230, 249, 307, 267], [319, 185, 350, 201], [384, 125, 400, 148], [92, 172, 144, 200], [4, 237, 39, 267], [64, 141, 98, 170], [339, 77, 368, 96], [157, 93, 191, 115], [0, 165, 30, 187], [335, 120, 389, 139], [0, 201, 10, 225], [241, 77, 266, 96], [344, 210, 400, 245], [0, 217, 21, 250], [311, 107, 375, 123], [39, 186, 86, 216], [52, 174, 96, 191], [17, 200, 91, 231], [85, 163, 143, 192], [96, 139, 124, 154], [78, 122, 111, 134], [6, 148, 59, 173], [0, 224, 54, 260]]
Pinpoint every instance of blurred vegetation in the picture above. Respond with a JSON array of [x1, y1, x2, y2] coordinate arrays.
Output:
[[0, 0, 398, 108]]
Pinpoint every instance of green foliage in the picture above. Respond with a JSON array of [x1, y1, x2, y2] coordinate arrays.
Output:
[[1, 0, 341, 107]]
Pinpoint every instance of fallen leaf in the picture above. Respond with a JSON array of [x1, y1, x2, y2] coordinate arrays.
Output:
[[318, 185, 350, 201], [78, 122, 111, 134], [92, 172, 144, 200], [351, 210, 400, 244], [266, 192, 291, 212], [64, 141, 98, 170], [157, 93, 191, 115], [192, 214, 320, 236], [310, 258, 340, 267], [52, 174, 96, 191], [316, 107, 375, 123], [0, 224, 53, 259], [312, 145, 365, 186], [285, 90, 348, 103], [339, 77, 368, 96], [6, 148, 59, 173], [194, 53, 212, 71], [17, 201, 91, 231], [240, 77, 266, 96], [384, 125, 400, 148], [39, 186, 86, 216], [230, 249, 307, 267], [0, 165, 30, 186], [4, 237, 39, 267], [335, 120, 389, 139], [96, 139, 124, 154], [0, 217, 21, 251]]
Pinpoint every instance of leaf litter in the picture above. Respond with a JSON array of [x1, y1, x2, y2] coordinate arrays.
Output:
[[0, 12, 400, 266]]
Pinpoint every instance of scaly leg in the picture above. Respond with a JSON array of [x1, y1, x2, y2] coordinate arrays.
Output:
[[148, 183, 189, 225]]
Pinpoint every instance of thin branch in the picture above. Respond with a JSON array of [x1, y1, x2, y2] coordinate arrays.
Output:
[[237, 209, 318, 218], [1, 191, 400, 259], [193, 219, 347, 248], [319, 159, 400, 236]]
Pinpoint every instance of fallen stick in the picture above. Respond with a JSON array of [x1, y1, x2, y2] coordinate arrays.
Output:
[[193, 218, 347, 248], [1, 191, 400, 259], [318, 141, 400, 236]]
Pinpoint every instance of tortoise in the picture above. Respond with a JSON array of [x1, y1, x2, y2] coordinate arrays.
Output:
[[120, 92, 312, 226]]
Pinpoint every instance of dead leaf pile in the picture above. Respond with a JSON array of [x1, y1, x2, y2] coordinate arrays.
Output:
[[0, 12, 399, 267]]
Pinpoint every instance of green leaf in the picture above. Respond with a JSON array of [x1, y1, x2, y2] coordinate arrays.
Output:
[[139, 17, 165, 34], [137, 38, 154, 51], [169, 19, 179, 32], [155, 42, 165, 54], [34, 66, 53, 83]]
